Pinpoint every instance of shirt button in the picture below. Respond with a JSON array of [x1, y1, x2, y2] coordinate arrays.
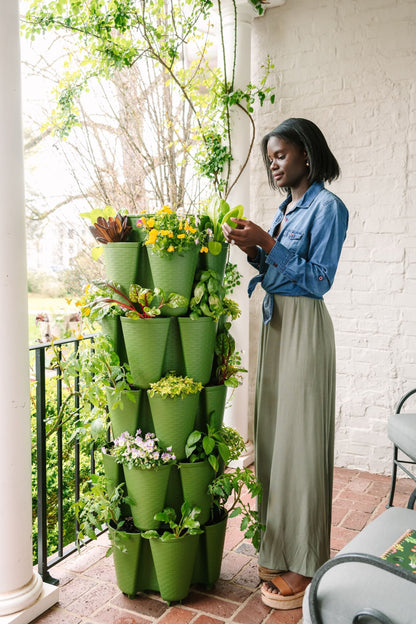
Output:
[[318, 276, 323, 281]]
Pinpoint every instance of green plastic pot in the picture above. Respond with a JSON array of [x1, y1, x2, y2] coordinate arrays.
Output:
[[147, 532, 201, 603], [148, 392, 199, 461], [126, 215, 153, 288], [162, 317, 185, 376], [147, 247, 199, 316], [109, 526, 142, 598], [101, 447, 131, 517], [178, 317, 217, 385], [197, 384, 227, 432], [192, 511, 228, 587], [123, 463, 172, 530], [103, 242, 140, 296], [99, 316, 128, 366], [178, 460, 215, 526], [120, 316, 171, 389], [198, 243, 229, 283], [106, 388, 142, 439]]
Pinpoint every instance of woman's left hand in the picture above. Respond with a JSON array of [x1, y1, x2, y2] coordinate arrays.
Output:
[[222, 219, 275, 254]]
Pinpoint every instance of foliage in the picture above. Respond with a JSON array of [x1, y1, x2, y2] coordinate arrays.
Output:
[[189, 269, 240, 322], [148, 373, 203, 400], [75, 282, 124, 322], [23, 0, 275, 200], [138, 205, 208, 256], [86, 281, 188, 319], [209, 467, 264, 550], [223, 261, 242, 295], [142, 502, 203, 541], [214, 329, 247, 387], [90, 213, 132, 244], [112, 430, 176, 470], [200, 195, 244, 255], [185, 422, 244, 472], [50, 334, 133, 442], [73, 474, 133, 555]]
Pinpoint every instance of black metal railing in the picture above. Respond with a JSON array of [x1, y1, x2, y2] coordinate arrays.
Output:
[[30, 334, 102, 584]]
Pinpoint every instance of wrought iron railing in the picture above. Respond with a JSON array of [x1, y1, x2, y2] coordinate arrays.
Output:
[[30, 334, 103, 584]]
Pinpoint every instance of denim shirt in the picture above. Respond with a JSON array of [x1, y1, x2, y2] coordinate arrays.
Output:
[[248, 181, 348, 324]]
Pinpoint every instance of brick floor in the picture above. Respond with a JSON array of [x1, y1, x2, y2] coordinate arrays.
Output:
[[32, 468, 414, 624]]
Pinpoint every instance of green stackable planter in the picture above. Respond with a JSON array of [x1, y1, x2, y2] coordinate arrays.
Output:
[[101, 448, 131, 517], [192, 511, 228, 587], [106, 388, 142, 439], [147, 247, 199, 316], [123, 463, 172, 530], [178, 460, 215, 526], [109, 526, 142, 598], [198, 243, 229, 283], [126, 215, 153, 289], [178, 317, 217, 385], [147, 392, 199, 461], [197, 384, 228, 432], [103, 242, 140, 296], [146, 533, 201, 604], [120, 316, 171, 389], [99, 316, 128, 366]]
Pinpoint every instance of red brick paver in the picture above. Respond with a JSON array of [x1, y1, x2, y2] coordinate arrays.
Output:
[[32, 468, 414, 624]]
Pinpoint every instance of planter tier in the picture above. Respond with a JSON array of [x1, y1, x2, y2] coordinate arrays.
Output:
[[123, 463, 172, 530], [103, 242, 140, 296], [101, 449, 131, 517], [198, 243, 229, 283], [197, 384, 227, 432], [109, 513, 228, 599], [100, 316, 128, 366], [147, 247, 199, 317], [126, 215, 153, 288], [106, 388, 142, 439], [120, 316, 171, 389], [179, 460, 215, 526], [148, 533, 200, 603], [178, 317, 217, 385], [148, 392, 199, 461]]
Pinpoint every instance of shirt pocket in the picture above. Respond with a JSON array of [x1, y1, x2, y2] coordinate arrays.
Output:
[[280, 229, 304, 250]]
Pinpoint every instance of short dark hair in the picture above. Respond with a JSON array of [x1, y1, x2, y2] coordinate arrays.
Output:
[[261, 118, 340, 190]]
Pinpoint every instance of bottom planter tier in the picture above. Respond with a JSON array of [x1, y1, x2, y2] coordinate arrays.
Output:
[[109, 513, 228, 602]]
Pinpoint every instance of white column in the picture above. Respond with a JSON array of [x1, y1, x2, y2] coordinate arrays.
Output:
[[218, 0, 256, 465], [0, 2, 58, 622]]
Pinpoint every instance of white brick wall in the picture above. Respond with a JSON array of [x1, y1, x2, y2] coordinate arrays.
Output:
[[247, 0, 416, 474]]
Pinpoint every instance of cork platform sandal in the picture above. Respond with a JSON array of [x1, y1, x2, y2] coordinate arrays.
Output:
[[261, 574, 308, 610], [257, 565, 284, 581]]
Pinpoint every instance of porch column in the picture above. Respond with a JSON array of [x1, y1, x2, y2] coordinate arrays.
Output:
[[0, 2, 58, 622], [218, 0, 257, 465]]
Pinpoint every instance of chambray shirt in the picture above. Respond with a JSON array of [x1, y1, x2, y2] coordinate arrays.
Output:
[[248, 181, 348, 324]]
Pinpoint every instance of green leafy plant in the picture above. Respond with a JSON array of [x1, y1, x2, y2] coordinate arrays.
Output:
[[189, 269, 240, 322], [50, 334, 133, 442], [209, 468, 264, 550], [214, 330, 247, 388], [148, 373, 203, 400], [199, 196, 244, 255], [90, 213, 132, 244], [75, 282, 124, 323], [224, 262, 243, 295], [142, 502, 203, 541], [87, 281, 188, 319], [112, 430, 176, 470], [185, 423, 245, 472], [73, 473, 135, 555]]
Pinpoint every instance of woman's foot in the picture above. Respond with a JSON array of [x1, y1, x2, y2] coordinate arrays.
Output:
[[261, 571, 311, 610], [258, 565, 284, 581]]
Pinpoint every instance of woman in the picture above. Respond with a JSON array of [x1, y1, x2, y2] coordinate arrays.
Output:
[[222, 118, 348, 610]]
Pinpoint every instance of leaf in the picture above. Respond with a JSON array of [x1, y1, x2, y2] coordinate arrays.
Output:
[[202, 436, 215, 455], [208, 454, 219, 472], [208, 240, 222, 255], [91, 245, 103, 260]]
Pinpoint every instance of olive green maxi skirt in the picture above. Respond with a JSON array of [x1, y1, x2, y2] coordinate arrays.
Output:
[[254, 295, 335, 578]]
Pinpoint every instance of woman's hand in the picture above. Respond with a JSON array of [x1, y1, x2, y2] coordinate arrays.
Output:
[[222, 218, 275, 257]]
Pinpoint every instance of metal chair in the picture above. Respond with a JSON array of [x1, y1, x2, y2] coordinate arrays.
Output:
[[387, 388, 416, 509]]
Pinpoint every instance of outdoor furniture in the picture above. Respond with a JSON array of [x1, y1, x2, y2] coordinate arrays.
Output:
[[302, 506, 416, 624], [387, 388, 416, 509]]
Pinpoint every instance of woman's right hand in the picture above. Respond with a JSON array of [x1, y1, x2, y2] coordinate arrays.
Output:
[[222, 219, 274, 257]]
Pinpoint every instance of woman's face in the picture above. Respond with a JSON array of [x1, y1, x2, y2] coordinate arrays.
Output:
[[266, 136, 309, 189]]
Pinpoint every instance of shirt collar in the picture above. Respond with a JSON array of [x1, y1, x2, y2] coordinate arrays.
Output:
[[278, 180, 325, 213]]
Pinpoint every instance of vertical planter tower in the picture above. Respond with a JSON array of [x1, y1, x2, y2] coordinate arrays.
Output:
[[99, 212, 231, 603]]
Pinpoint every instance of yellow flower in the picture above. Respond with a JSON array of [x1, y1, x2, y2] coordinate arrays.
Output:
[[147, 217, 155, 228], [160, 230, 170, 236], [184, 222, 190, 231], [145, 228, 159, 245], [160, 205, 173, 214], [189, 226, 197, 234], [84, 307, 91, 316], [168, 231, 174, 237], [177, 233, 186, 239], [200, 246, 209, 253], [167, 245, 175, 252], [179, 221, 183, 230], [85, 283, 91, 294]]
